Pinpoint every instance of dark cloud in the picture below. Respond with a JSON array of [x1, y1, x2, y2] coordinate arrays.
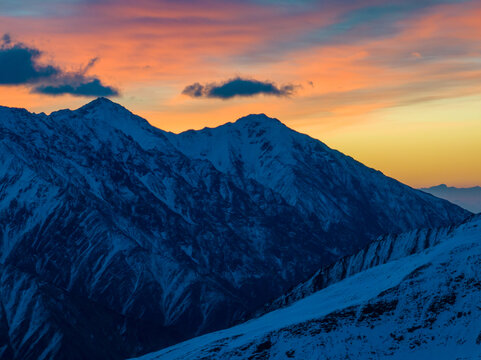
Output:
[[0, 35, 59, 84], [34, 79, 118, 97], [0, 34, 118, 97], [182, 77, 297, 99]]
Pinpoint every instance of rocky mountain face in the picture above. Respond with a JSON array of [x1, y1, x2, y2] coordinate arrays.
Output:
[[0, 98, 469, 359], [136, 215, 481, 360]]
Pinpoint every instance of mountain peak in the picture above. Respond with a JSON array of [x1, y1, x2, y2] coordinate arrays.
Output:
[[90, 96, 114, 105], [233, 113, 283, 128], [77, 97, 127, 113], [47, 97, 129, 120], [43, 97, 161, 151], [70, 97, 153, 130]]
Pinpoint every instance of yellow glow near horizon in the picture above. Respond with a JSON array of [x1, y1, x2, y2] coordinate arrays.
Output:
[[316, 95, 481, 188]]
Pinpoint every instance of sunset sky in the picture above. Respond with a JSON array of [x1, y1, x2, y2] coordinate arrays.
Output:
[[1, 0, 480, 188]]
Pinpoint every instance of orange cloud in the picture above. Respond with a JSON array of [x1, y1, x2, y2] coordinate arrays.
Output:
[[262, 0, 481, 121]]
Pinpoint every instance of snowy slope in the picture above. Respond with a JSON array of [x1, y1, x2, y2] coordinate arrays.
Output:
[[0, 98, 470, 359], [259, 224, 456, 315], [135, 215, 481, 360]]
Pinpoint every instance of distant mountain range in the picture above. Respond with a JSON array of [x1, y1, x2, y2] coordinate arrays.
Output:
[[421, 185, 481, 213], [0, 98, 470, 359]]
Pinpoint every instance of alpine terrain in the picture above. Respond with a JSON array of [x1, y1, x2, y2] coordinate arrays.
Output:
[[135, 215, 481, 360], [0, 98, 470, 359]]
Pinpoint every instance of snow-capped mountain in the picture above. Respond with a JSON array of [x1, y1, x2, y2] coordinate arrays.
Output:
[[167, 114, 467, 251], [0, 98, 469, 359], [421, 184, 481, 213], [135, 215, 481, 360]]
